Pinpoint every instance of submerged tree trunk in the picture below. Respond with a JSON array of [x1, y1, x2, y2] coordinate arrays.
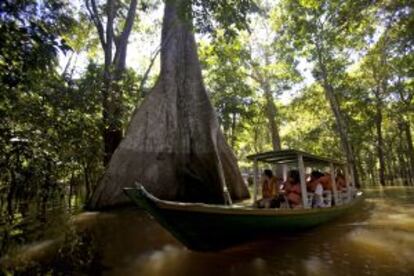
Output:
[[88, 1, 249, 209]]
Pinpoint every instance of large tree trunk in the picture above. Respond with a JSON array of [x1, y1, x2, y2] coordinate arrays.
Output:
[[87, 1, 249, 209]]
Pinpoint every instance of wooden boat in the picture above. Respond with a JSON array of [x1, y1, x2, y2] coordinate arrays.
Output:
[[124, 149, 363, 251], [124, 186, 363, 251]]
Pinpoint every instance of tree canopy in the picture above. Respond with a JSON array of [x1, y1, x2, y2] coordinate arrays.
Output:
[[0, 0, 413, 212]]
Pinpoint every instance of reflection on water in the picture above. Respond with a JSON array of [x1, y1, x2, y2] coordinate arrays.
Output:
[[1, 186, 414, 275]]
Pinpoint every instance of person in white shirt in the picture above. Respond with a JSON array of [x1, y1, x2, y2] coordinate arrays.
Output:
[[313, 182, 325, 208]]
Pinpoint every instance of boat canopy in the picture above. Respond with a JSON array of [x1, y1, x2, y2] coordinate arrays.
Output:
[[247, 149, 354, 209], [247, 149, 345, 166]]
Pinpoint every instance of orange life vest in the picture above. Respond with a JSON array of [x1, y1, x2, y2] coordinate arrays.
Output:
[[262, 176, 279, 199]]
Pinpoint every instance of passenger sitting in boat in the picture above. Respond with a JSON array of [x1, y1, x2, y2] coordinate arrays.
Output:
[[262, 169, 279, 198], [336, 172, 347, 192], [284, 170, 302, 208], [307, 171, 325, 192], [307, 171, 326, 207], [255, 169, 279, 208], [310, 172, 333, 192]]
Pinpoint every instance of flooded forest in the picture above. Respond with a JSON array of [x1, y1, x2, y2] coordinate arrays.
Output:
[[1, 0, 413, 275]]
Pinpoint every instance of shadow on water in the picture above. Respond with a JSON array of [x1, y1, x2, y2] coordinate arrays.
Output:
[[1, 186, 414, 275]]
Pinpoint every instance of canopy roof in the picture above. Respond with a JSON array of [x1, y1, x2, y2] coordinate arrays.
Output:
[[246, 149, 345, 165]]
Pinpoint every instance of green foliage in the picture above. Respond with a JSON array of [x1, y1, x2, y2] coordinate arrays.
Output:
[[279, 0, 376, 79], [199, 32, 255, 149], [0, 0, 151, 215], [1, 0, 413, 219], [0, 0, 74, 88], [282, 84, 341, 156], [176, 0, 254, 38]]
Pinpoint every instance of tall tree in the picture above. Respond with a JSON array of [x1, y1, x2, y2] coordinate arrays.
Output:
[[361, 35, 391, 185], [0, 0, 75, 213], [85, 0, 138, 164], [242, 2, 301, 153], [88, 0, 252, 209], [382, 0, 414, 182], [279, 0, 376, 186], [199, 32, 254, 150]]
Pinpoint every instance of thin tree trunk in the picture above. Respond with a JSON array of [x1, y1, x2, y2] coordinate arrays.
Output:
[[86, 0, 138, 165], [367, 153, 376, 186], [374, 90, 386, 185], [385, 140, 395, 185], [62, 51, 74, 77], [230, 112, 237, 149], [263, 86, 282, 151], [68, 172, 74, 208], [356, 152, 365, 186], [253, 124, 259, 153], [7, 170, 16, 218], [262, 84, 283, 178], [317, 59, 359, 186], [84, 165, 91, 202], [397, 124, 409, 185], [403, 121, 414, 181], [252, 67, 282, 152]]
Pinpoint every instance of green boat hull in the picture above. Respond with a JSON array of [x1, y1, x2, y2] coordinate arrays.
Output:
[[124, 186, 363, 251]]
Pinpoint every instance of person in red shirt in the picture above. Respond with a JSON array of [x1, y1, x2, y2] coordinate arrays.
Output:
[[283, 170, 302, 208], [336, 172, 347, 192], [307, 171, 333, 192]]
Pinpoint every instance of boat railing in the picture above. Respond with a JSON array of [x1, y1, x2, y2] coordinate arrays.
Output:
[[323, 191, 332, 207], [247, 149, 357, 210]]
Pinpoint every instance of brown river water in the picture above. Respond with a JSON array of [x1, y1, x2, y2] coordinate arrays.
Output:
[[1, 186, 414, 275]]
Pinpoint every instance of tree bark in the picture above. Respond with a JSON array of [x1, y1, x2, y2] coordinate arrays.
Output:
[[403, 121, 414, 181], [88, 0, 249, 209], [230, 112, 237, 149], [374, 89, 386, 185], [264, 87, 282, 151], [251, 67, 282, 152], [397, 124, 409, 185], [384, 139, 394, 185], [86, 0, 138, 165], [315, 45, 360, 187], [262, 83, 284, 178]]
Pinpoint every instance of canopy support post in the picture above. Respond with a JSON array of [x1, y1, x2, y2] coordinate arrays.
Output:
[[253, 158, 259, 203], [283, 164, 288, 182], [330, 163, 339, 205], [298, 155, 309, 208]]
